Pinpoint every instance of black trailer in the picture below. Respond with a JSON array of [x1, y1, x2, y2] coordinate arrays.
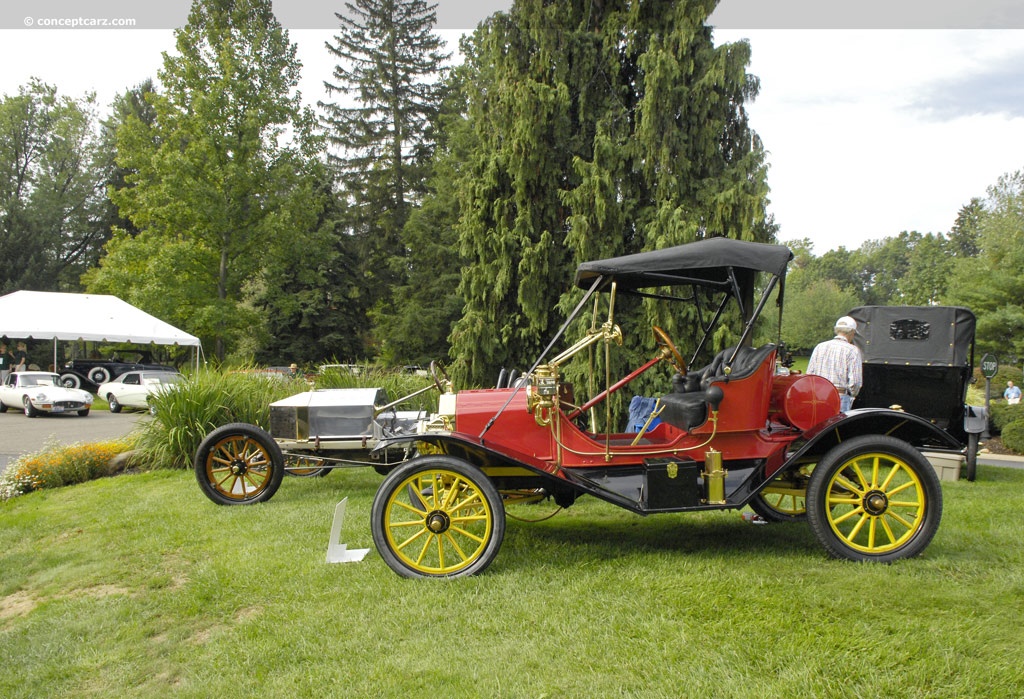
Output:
[[849, 305, 986, 480]]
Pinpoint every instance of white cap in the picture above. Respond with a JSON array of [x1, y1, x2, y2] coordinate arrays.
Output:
[[835, 316, 857, 333]]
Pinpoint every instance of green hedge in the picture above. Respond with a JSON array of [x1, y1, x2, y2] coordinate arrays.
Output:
[[1000, 420, 1024, 454], [988, 402, 1024, 434]]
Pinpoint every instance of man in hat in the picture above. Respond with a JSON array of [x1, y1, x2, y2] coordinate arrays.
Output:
[[807, 316, 863, 412]]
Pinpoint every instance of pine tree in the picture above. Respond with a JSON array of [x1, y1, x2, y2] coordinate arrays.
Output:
[[321, 0, 450, 315], [450, 0, 774, 386]]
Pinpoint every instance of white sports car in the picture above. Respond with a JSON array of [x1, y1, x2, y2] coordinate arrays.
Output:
[[0, 371, 94, 417], [95, 370, 183, 412]]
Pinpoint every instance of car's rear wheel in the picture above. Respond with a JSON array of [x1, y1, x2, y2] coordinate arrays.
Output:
[[749, 470, 808, 522], [107, 394, 122, 413], [194, 423, 285, 505], [88, 367, 111, 385], [23, 397, 37, 418], [807, 435, 941, 562], [371, 456, 505, 578]]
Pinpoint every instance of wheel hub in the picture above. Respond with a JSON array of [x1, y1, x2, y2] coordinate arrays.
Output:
[[230, 459, 248, 476], [863, 490, 889, 516], [426, 511, 451, 534]]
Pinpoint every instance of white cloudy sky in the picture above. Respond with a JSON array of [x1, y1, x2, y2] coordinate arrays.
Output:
[[1, 22, 1022, 254]]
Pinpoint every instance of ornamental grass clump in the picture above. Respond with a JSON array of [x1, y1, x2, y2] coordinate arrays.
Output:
[[135, 368, 307, 470], [0, 438, 133, 501]]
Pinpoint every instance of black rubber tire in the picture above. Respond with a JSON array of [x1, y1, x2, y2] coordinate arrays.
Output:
[[60, 373, 82, 389], [88, 367, 112, 385], [193, 423, 285, 505], [0, 402, 7, 413], [107, 394, 122, 413], [371, 456, 505, 578], [23, 397, 38, 418], [965, 433, 979, 482], [78, 408, 90, 417], [807, 435, 942, 562]]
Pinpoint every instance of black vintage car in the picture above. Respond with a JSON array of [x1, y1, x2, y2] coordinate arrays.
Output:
[[849, 306, 986, 480], [59, 352, 177, 393]]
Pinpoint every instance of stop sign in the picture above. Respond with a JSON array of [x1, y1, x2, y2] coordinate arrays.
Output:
[[981, 353, 999, 379]]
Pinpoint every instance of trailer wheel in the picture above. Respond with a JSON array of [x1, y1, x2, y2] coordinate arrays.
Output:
[[807, 435, 941, 562], [194, 423, 285, 505], [285, 455, 330, 478], [371, 456, 505, 578], [964, 433, 979, 482]]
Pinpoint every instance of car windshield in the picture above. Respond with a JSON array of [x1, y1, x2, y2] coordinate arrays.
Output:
[[22, 375, 60, 387]]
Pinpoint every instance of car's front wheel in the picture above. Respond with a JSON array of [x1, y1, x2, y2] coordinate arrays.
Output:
[[807, 435, 942, 562], [23, 397, 38, 418], [60, 373, 81, 389], [107, 394, 122, 413], [371, 456, 505, 578]]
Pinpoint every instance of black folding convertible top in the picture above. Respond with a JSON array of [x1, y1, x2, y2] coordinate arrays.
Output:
[[574, 237, 793, 295]]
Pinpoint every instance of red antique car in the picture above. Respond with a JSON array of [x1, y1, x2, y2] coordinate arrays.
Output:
[[196, 238, 964, 578], [365, 238, 962, 577]]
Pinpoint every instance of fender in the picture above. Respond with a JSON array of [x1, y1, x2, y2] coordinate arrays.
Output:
[[781, 407, 963, 472], [372, 432, 554, 474]]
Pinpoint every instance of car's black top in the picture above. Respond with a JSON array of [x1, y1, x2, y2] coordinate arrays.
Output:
[[574, 237, 794, 292]]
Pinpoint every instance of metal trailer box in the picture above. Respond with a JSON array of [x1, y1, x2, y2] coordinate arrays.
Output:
[[270, 388, 389, 441]]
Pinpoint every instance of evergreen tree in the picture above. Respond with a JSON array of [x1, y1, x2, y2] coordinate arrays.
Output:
[[321, 0, 450, 320], [948, 197, 983, 258], [450, 0, 773, 386], [945, 169, 1024, 361]]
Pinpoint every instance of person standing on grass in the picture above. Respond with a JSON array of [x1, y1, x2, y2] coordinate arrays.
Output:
[[807, 316, 863, 412]]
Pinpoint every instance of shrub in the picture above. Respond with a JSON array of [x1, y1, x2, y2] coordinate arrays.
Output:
[[0, 438, 134, 500], [135, 369, 307, 469], [988, 402, 1024, 433], [999, 419, 1024, 454]]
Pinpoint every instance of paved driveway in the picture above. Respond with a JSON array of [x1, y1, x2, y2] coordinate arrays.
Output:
[[0, 409, 145, 473]]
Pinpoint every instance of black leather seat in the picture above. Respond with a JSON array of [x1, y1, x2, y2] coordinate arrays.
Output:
[[659, 344, 776, 430]]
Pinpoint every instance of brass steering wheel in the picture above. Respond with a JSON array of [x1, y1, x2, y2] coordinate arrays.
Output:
[[652, 326, 687, 374]]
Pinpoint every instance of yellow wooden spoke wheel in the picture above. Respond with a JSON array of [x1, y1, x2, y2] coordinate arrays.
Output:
[[371, 456, 505, 578], [807, 436, 942, 562], [194, 423, 285, 505]]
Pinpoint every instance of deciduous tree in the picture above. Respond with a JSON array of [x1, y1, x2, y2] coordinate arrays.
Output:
[[0, 80, 107, 293], [93, 0, 325, 361]]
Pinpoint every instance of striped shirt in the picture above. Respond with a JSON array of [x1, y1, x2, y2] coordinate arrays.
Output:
[[807, 336, 862, 397]]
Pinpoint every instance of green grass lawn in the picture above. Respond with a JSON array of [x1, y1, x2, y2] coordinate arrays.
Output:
[[3, 466, 1023, 698]]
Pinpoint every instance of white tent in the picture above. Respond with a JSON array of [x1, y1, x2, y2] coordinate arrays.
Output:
[[0, 290, 201, 369]]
